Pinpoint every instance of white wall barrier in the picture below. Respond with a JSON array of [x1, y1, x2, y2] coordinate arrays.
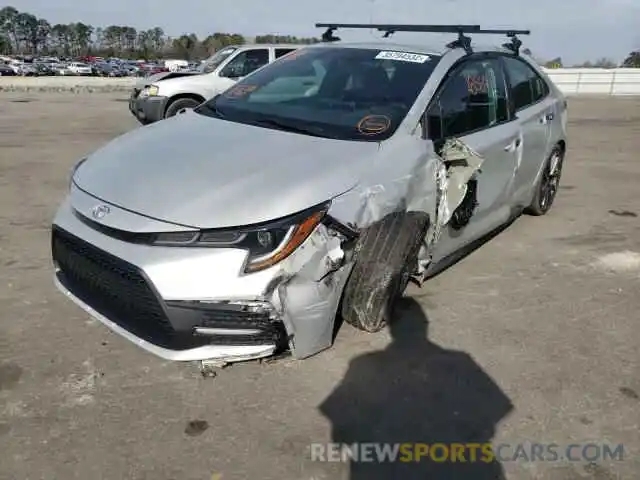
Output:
[[1, 67, 639, 95], [541, 68, 640, 96]]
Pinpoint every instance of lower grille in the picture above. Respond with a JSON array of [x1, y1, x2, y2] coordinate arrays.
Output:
[[52, 227, 208, 350], [166, 301, 287, 347]]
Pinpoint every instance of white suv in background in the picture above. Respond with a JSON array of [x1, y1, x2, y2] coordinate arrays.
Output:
[[129, 44, 306, 124]]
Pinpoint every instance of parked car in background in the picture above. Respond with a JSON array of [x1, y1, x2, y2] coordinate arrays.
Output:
[[21, 64, 38, 76], [7, 61, 22, 74], [0, 64, 18, 75], [52, 63, 74, 75], [93, 62, 127, 77], [67, 62, 93, 75], [129, 44, 304, 124], [35, 64, 56, 76]]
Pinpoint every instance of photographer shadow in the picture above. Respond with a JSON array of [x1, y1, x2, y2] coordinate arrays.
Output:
[[319, 297, 514, 479]]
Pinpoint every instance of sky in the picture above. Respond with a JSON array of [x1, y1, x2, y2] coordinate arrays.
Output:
[[11, 0, 640, 64]]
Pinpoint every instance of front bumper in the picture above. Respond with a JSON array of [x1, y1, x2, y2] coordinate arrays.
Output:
[[51, 194, 350, 363], [129, 89, 168, 124], [54, 275, 277, 362]]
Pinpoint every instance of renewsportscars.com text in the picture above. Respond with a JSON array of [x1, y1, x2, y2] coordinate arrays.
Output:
[[310, 442, 625, 463]]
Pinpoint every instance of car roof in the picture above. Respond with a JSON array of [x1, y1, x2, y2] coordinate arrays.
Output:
[[301, 41, 523, 58], [307, 41, 444, 56]]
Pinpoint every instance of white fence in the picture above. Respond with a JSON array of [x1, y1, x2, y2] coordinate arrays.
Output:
[[541, 68, 640, 96], [1, 67, 639, 95]]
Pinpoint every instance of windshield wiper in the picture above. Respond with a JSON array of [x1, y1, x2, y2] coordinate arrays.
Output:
[[252, 118, 331, 138]]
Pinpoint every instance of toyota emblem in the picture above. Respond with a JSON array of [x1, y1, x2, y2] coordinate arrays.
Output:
[[91, 204, 110, 220]]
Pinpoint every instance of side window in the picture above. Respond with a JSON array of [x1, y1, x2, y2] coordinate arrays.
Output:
[[426, 58, 509, 140], [502, 56, 549, 110], [275, 48, 296, 59], [220, 49, 269, 78]]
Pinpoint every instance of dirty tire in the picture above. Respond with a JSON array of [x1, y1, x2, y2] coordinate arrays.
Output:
[[341, 211, 429, 333], [525, 145, 565, 216], [164, 97, 202, 118]]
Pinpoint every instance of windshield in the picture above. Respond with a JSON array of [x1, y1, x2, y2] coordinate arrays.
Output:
[[196, 47, 441, 141], [199, 47, 238, 74]]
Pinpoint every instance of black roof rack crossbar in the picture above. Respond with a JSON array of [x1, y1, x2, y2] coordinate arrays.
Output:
[[316, 23, 482, 34], [315, 23, 531, 55]]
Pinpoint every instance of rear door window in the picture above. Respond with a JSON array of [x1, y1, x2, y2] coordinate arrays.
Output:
[[502, 56, 549, 110]]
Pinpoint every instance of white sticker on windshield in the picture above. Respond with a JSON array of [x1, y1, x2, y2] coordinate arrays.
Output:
[[375, 51, 430, 63]]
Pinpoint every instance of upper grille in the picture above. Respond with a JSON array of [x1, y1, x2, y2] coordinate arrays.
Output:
[[52, 227, 208, 350]]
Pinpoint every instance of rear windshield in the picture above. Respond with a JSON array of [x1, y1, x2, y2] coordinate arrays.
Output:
[[196, 47, 441, 141]]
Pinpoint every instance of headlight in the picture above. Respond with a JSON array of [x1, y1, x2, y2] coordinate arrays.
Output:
[[151, 202, 330, 273], [139, 85, 159, 97], [69, 157, 87, 189]]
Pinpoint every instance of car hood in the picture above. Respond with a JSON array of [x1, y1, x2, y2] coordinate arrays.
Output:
[[136, 70, 201, 88], [73, 111, 380, 229]]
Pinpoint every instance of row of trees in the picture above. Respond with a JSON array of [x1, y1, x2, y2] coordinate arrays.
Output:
[[521, 49, 640, 69], [0, 6, 321, 59], [1, 6, 638, 66], [541, 55, 640, 68]]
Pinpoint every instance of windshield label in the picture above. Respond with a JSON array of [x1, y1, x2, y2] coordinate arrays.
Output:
[[375, 51, 430, 63], [357, 115, 391, 135]]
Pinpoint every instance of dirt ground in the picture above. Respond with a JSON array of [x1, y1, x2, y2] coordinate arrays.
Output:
[[0, 93, 639, 480]]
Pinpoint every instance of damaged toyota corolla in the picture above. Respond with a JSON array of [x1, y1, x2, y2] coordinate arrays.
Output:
[[51, 23, 568, 367]]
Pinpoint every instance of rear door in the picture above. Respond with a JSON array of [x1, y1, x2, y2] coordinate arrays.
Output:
[[500, 55, 554, 202], [425, 55, 520, 260]]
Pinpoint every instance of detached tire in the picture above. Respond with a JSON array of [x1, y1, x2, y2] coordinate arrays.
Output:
[[525, 145, 565, 216], [341, 211, 429, 333], [164, 97, 202, 118]]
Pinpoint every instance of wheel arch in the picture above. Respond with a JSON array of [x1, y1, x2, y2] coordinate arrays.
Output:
[[164, 93, 206, 116]]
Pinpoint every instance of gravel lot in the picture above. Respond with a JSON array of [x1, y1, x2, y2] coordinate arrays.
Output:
[[0, 93, 639, 480]]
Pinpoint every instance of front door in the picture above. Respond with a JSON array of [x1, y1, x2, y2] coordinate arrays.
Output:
[[425, 55, 519, 262]]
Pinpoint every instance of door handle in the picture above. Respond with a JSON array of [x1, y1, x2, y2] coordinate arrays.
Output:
[[539, 112, 554, 124], [504, 137, 521, 152]]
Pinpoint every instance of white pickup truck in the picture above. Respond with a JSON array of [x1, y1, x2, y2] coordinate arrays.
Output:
[[129, 44, 305, 124]]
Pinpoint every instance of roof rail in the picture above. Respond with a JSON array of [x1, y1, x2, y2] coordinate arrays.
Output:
[[314, 23, 530, 55]]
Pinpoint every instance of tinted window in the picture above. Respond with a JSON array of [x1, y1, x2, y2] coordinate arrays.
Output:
[[502, 56, 548, 110], [275, 48, 296, 59], [220, 49, 269, 78], [197, 47, 441, 141], [426, 58, 509, 140]]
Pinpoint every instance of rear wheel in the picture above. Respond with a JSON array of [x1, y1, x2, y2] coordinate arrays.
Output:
[[164, 97, 202, 118], [525, 146, 564, 216], [341, 212, 429, 333]]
